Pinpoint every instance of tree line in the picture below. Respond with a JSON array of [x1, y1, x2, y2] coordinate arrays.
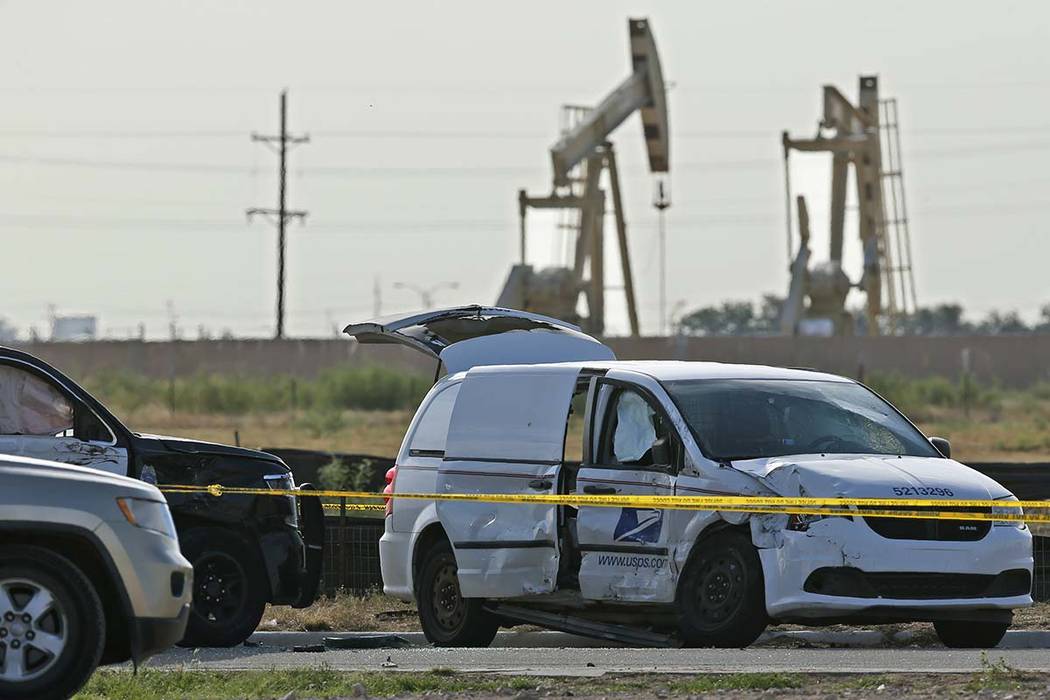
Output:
[[677, 298, 1050, 337]]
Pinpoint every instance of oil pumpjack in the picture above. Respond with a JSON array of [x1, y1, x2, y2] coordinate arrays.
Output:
[[497, 18, 670, 337], [780, 76, 917, 336]]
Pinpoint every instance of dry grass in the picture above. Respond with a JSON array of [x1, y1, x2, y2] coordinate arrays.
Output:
[[120, 390, 1050, 463], [123, 405, 414, 456], [913, 392, 1050, 462], [259, 592, 419, 632]]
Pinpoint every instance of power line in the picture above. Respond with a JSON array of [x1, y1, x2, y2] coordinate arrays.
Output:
[[2, 124, 1050, 141], [246, 90, 309, 339]]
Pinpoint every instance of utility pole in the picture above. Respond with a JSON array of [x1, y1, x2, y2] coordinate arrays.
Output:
[[247, 89, 309, 339]]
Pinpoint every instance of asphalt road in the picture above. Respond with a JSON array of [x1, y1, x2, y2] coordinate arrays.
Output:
[[143, 633, 1050, 676]]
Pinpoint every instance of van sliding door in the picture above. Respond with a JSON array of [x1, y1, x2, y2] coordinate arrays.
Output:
[[437, 365, 581, 598]]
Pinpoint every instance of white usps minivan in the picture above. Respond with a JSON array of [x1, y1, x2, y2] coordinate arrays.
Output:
[[347, 306, 1032, 649]]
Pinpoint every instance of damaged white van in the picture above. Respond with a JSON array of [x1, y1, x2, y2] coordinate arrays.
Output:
[[347, 306, 1032, 649]]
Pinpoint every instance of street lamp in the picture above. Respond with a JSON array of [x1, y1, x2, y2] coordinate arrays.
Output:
[[393, 281, 459, 310]]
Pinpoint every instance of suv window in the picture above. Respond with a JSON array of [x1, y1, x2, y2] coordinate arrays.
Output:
[[0, 365, 74, 437], [407, 383, 460, 456], [599, 387, 674, 469]]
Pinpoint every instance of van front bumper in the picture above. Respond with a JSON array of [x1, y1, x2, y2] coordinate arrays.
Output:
[[760, 517, 1033, 621]]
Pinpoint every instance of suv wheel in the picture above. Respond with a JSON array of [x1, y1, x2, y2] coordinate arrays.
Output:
[[934, 619, 1010, 648], [178, 529, 267, 648], [677, 530, 768, 648], [0, 545, 104, 700], [417, 543, 498, 647]]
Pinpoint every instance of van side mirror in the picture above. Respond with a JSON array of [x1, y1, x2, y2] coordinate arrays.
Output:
[[929, 437, 951, 459], [650, 436, 671, 466]]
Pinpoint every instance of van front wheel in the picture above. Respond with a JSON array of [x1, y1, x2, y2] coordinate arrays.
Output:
[[417, 544, 498, 647], [677, 530, 767, 648]]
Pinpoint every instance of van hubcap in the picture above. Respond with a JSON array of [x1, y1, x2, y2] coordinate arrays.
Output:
[[0, 579, 67, 682], [432, 563, 465, 630], [694, 552, 746, 629]]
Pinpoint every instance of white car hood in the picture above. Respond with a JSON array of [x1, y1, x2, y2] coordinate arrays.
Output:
[[729, 454, 1013, 501]]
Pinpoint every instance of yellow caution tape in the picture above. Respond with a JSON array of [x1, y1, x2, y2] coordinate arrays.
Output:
[[321, 503, 385, 512], [157, 484, 1049, 524]]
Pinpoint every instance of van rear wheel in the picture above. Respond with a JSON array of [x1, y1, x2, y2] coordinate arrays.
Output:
[[417, 543, 498, 647], [677, 530, 767, 648], [934, 619, 1009, 648]]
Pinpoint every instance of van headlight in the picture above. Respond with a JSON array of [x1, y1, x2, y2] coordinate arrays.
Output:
[[992, 496, 1025, 529], [116, 498, 178, 539]]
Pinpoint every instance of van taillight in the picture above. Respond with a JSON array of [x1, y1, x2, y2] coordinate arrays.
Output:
[[383, 465, 398, 517]]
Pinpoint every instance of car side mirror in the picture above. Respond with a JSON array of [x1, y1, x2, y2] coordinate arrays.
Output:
[[929, 436, 951, 459], [650, 436, 671, 466]]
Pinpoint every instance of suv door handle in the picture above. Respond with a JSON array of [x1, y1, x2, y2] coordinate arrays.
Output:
[[583, 485, 617, 495], [528, 479, 553, 490]]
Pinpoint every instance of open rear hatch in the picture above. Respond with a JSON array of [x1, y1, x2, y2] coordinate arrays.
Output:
[[343, 305, 614, 374]]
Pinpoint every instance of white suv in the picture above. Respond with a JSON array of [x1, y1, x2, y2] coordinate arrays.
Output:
[[348, 306, 1032, 649], [0, 455, 192, 698]]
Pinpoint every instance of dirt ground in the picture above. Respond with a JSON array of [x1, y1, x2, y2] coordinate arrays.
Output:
[[261, 594, 1050, 641]]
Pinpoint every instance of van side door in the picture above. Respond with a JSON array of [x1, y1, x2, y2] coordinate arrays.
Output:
[[437, 365, 581, 598], [573, 377, 680, 602]]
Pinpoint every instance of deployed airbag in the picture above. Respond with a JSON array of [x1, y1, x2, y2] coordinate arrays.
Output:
[[0, 366, 73, 436]]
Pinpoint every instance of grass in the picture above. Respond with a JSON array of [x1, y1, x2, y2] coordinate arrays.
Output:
[[82, 366, 430, 415], [75, 668, 1050, 699], [76, 669, 805, 699]]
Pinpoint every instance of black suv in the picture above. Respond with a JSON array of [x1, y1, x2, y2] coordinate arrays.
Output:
[[0, 346, 324, 647]]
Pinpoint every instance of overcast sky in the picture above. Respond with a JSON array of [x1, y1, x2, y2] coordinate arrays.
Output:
[[2, 0, 1048, 339]]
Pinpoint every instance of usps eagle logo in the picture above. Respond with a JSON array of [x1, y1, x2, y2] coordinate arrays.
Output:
[[613, 508, 663, 544]]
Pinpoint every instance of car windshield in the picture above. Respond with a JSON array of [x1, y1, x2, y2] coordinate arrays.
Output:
[[663, 378, 940, 462]]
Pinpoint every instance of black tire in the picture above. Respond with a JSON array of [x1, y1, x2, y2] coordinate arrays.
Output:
[[416, 543, 498, 647], [178, 529, 267, 648], [934, 619, 1010, 649], [677, 530, 768, 648], [0, 545, 104, 700]]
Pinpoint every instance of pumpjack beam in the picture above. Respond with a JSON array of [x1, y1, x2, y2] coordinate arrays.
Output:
[[550, 19, 669, 187]]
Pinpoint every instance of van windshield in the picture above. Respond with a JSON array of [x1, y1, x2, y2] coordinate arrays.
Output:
[[663, 378, 940, 462]]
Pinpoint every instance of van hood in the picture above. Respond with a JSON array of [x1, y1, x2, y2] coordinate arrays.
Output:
[[730, 454, 1013, 501]]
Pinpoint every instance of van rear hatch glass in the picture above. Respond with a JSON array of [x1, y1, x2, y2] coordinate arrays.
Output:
[[344, 305, 614, 374]]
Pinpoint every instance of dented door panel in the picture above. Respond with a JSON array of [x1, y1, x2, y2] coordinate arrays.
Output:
[[438, 365, 580, 598], [575, 468, 676, 602], [0, 436, 128, 476]]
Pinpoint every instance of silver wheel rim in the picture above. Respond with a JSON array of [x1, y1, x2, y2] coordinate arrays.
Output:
[[0, 578, 67, 683]]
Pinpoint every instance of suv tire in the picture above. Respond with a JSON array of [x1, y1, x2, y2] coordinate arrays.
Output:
[[0, 545, 105, 700], [934, 619, 1010, 648], [677, 530, 768, 648], [178, 529, 267, 648], [417, 543, 498, 647]]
